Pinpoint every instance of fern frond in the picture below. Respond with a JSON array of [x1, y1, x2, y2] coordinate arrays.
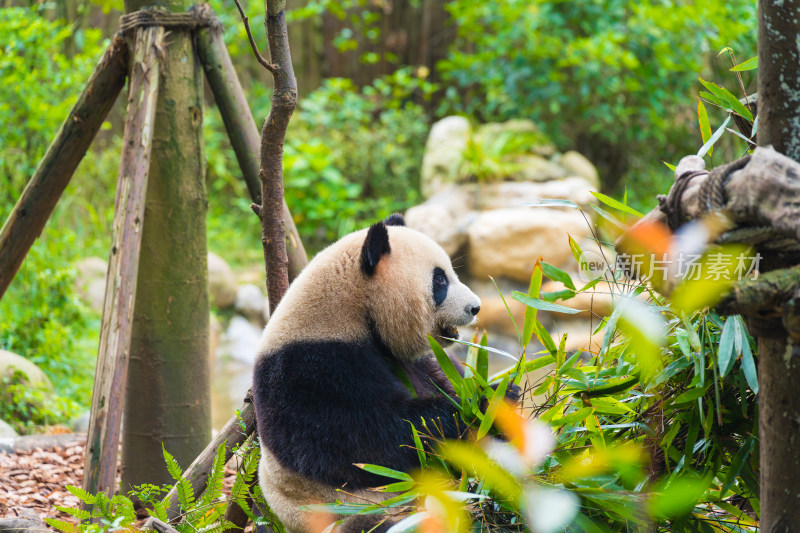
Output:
[[110, 494, 137, 525], [199, 442, 227, 510], [151, 499, 169, 522], [54, 506, 90, 521], [44, 518, 79, 533], [177, 477, 196, 511], [65, 485, 97, 505], [162, 444, 183, 481]]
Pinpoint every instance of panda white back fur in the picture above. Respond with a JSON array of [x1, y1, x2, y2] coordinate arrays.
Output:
[[253, 214, 480, 532]]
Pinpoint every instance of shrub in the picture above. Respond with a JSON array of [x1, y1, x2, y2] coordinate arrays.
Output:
[[0, 6, 105, 206]]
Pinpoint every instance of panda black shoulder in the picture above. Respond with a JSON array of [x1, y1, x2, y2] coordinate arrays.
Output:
[[252, 338, 424, 488]]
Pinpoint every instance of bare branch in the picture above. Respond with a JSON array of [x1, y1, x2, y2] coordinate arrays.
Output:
[[231, 0, 278, 73]]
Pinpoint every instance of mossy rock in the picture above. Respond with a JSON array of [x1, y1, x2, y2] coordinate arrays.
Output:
[[0, 350, 52, 390]]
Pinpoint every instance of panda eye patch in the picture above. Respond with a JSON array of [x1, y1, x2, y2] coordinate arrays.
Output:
[[432, 267, 449, 306]]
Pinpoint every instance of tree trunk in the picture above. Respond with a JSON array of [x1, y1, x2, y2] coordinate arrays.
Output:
[[120, 0, 211, 493], [757, 0, 800, 529]]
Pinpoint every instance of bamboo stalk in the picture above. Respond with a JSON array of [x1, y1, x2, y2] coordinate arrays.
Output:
[[0, 35, 129, 301], [195, 11, 308, 281], [82, 25, 164, 499]]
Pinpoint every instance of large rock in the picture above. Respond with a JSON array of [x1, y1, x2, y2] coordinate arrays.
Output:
[[557, 319, 604, 354], [405, 205, 468, 257], [467, 208, 588, 283], [559, 150, 600, 188], [469, 178, 597, 210], [208, 252, 237, 309], [513, 155, 569, 182], [421, 116, 471, 197], [0, 419, 17, 438], [71, 412, 90, 433], [73, 256, 107, 313], [0, 350, 51, 390], [235, 284, 267, 325], [0, 515, 48, 533], [405, 185, 475, 256]]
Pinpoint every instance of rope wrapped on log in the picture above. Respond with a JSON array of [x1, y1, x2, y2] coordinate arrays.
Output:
[[119, 4, 215, 33], [629, 147, 800, 260]]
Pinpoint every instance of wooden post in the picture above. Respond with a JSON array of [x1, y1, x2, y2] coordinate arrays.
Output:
[[82, 25, 164, 498], [0, 36, 128, 301], [756, 0, 800, 528], [195, 13, 307, 280]]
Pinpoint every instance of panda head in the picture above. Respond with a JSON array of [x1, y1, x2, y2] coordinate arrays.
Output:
[[361, 214, 481, 361]]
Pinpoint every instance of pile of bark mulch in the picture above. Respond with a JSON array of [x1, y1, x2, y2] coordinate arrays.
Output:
[[0, 433, 241, 530], [0, 434, 95, 524]]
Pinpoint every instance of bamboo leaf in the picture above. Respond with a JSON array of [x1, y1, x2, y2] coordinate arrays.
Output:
[[552, 407, 595, 427], [730, 56, 758, 71], [717, 316, 737, 377], [522, 261, 544, 347], [672, 386, 708, 404], [477, 332, 489, 382], [740, 334, 758, 394], [354, 463, 413, 482], [526, 198, 579, 208], [721, 436, 756, 496], [590, 191, 644, 218], [698, 78, 753, 121], [410, 423, 427, 469], [697, 116, 732, 158], [512, 291, 582, 314], [541, 261, 576, 290], [477, 375, 510, 439], [698, 100, 713, 156], [428, 335, 464, 394]]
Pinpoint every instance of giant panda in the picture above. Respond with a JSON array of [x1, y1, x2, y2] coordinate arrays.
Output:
[[252, 214, 485, 532]]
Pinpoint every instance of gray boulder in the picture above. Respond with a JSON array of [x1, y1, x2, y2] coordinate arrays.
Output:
[[208, 252, 237, 309], [467, 207, 588, 283], [235, 284, 267, 325], [420, 116, 471, 198], [559, 150, 600, 188], [73, 256, 107, 313], [0, 419, 17, 438]]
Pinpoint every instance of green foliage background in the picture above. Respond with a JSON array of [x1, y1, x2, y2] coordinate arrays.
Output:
[[0, 0, 757, 445]]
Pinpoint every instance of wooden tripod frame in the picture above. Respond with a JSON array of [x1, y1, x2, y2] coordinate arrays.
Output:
[[0, 4, 306, 504]]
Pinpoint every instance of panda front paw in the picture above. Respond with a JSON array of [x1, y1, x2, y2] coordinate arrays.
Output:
[[480, 382, 522, 412], [504, 383, 522, 405]]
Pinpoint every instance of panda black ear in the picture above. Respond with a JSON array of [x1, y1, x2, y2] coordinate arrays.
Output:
[[361, 222, 391, 276], [384, 213, 405, 227]]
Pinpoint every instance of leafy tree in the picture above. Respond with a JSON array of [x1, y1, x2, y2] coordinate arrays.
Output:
[[438, 0, 757, 195]]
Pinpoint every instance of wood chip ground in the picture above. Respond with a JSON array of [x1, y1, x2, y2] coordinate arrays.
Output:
[[0, 434, 238, 528]]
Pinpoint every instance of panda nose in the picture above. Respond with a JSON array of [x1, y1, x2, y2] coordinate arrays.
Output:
[[467, 305, 481, 316]]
